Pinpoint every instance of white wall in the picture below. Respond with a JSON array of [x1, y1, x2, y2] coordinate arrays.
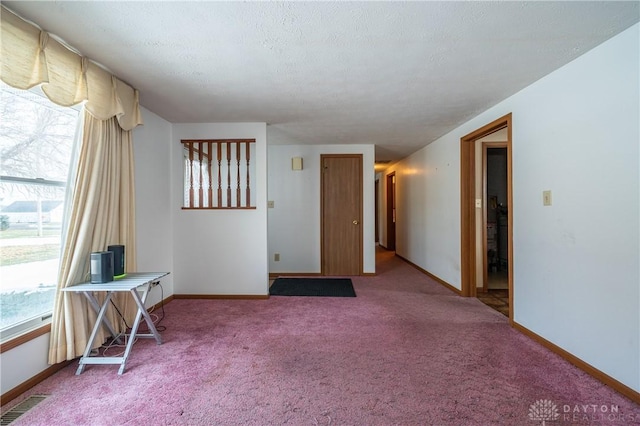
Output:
[[268, 144, 376, 274], [509, 24, 639, 392], [381, 139, 462, 287], [381, 24, 639, 391], [172, 123, 268, 295], [0, 334, 49, 399], [133, 107, 174, 304]]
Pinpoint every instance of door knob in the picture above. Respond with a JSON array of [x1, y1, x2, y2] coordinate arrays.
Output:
[[353, 220, 359, 225]]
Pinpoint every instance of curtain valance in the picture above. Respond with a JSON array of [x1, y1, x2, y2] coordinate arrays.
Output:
[[1, 6, 142, 130]]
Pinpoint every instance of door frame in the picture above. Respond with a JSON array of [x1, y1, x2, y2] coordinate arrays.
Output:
[[460, 113, 513, 323], [320, 154, 363, 275]]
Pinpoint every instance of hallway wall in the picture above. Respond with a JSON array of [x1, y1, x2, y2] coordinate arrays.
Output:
[[381, 24, 639, 392]]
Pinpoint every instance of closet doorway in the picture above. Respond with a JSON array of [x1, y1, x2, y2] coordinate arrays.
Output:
[[460, 113, 513, 322], [479, 143, 509, 316], [484, 144, 508, 290]]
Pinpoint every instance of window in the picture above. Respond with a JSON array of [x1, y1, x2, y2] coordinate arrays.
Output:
[[0, 80, 78, 341]]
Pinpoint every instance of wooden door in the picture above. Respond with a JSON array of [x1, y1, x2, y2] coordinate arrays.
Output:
[[321, 154, 362, 275]]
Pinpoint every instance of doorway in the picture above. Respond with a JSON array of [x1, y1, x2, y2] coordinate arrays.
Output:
[[321, 154, 363, 275], [477, 142, 509, 316], [375, 179, 380, 243], [386, 172, 396, 251], [484, 144, 508, 292], [460, 114, 513, 322]]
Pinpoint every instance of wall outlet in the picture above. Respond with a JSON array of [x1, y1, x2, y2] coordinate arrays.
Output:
[[267, 200, 275, 208], [274, 253, 280, 261]]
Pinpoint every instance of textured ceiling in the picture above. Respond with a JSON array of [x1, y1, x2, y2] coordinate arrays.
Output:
[[3, 1, 638, 162]]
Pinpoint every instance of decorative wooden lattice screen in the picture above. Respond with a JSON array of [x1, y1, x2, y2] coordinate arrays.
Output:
[[181, 139, 256, 209]]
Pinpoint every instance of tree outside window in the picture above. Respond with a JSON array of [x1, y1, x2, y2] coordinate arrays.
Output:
[[0, 81, 78, 339]]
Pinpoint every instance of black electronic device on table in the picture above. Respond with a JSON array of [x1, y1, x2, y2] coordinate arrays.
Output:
[[108, 244, 126, 278], [90, 251, 113, 283]]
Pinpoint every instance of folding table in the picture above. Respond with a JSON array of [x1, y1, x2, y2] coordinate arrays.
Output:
[[61, 272, 169, 375]]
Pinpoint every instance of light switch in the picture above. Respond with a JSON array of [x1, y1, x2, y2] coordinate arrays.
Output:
[[475, 199, 482, 208], [267, 200, 275, 208], [274, 253, 280, 261], [543, 190, 552, 206]]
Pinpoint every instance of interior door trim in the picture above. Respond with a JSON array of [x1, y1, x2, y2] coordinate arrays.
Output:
[[460, 113, 513, 324]]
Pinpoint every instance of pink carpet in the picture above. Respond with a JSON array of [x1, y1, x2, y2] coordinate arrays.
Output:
[[3, 249, 639, 425]]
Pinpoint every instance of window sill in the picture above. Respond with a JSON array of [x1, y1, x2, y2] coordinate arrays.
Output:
[[0, 323, 51, 354]]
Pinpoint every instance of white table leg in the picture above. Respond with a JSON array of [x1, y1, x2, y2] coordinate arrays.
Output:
[[117, 285, 162, 374], [81, 291, 123, 344], [76, 291, 113, 375]]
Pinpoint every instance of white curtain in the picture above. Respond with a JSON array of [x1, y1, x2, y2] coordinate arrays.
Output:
[[49, 110, 138, 363], [0, 5, 144, 363]]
